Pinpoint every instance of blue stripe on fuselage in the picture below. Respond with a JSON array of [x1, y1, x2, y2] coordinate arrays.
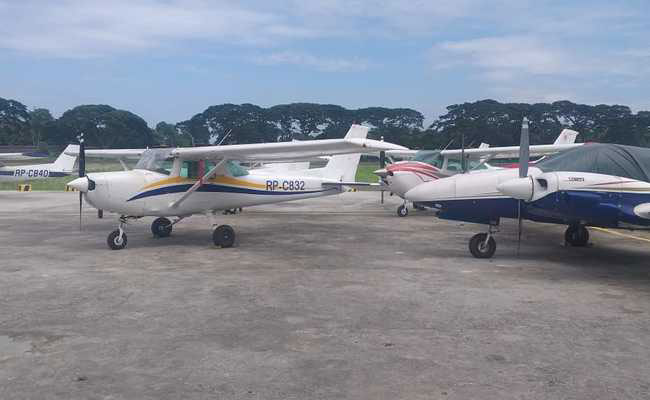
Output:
[[127, 184, 334, 202], [420, 190, 650, 228]]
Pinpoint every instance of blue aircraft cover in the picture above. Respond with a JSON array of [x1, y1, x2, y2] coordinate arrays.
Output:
[[537, 143, 650, 182]]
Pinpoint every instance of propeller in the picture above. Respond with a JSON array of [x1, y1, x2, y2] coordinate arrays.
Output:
[[77, 132, 85, 229], [517, 117, 530, 254], [378, 136, 387, 204]]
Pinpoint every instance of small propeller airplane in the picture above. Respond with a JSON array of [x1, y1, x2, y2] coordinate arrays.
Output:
[[67, 125, 406, 250], [374, 129, 581, 217], [404, 118, 650, 258], [0, 145, 79, 182]]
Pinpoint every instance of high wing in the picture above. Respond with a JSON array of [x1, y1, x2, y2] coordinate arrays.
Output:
[[171, 138, 407, 161], [440, 143, 583, 160], [441, 129, 580, 159], [65, 148, 145, 159], [0, 152, 49, 162]]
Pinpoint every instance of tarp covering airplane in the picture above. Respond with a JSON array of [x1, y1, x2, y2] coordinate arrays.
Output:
[[537, 143, 650, 182]]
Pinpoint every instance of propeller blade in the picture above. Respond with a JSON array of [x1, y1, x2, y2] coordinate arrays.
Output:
[[517, 200, 522, 255], [519, 117, 529, 178], [77, 132, 85, 230]]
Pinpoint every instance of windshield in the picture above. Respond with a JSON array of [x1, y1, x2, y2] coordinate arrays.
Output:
[[413, 151, 443, 168], [537, 144, 650, 182], [446, 157, 488, 172], [135, 149, 174, 175]]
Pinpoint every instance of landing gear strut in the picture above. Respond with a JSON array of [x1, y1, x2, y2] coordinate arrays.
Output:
[[565, 224, 589, 247], [469, 224, 498, 259]]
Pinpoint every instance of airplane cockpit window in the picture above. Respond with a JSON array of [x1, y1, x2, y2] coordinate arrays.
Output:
[[414, 151, 443, 168], [203, 160, 249, 177], [181, 160, 200, 179], [225, 160, 249, 177], [446, 157, 488, 172], [135, 149, 173, 175]]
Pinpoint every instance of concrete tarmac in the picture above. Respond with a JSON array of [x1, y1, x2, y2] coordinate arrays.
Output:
[[1, 191, 650, 399]]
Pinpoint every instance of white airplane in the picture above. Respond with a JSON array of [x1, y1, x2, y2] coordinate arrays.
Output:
[[404, 118, 650, 258], [0, 144, 79, 181], [374, 129, 581, 216], [67, 125, 406, 250]]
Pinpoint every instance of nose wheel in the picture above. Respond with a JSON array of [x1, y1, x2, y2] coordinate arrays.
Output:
[[397, 204, 408, 217], [107, 229, 127, 250]]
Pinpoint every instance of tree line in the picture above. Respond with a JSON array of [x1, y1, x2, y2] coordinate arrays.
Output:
[[1, 97, 649, 150]]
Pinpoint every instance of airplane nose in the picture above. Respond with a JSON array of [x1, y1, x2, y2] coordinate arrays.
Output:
[[68, 177, 89, 193], [404, 178, 454, 202], [496, 177, 533, 201], [373, 168, 391, 178]]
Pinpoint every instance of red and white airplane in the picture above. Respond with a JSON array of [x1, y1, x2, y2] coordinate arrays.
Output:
[[375, 129, 581, 216]]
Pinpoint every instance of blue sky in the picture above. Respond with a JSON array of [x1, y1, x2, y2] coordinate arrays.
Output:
[[1, 0, 649, 126]]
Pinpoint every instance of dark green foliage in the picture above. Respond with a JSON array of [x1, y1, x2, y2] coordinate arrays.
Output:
[[0, 98, 31, 145], [2, 97, 650, 149], [46, 105, 156, 148], [177, 103, 424, 144], [29, 108, 54, 146]]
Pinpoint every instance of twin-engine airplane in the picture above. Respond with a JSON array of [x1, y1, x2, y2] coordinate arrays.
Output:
[[67, 125, 406, 250], [0, 145, 78, 182], [405, 118, 650, 258], [375, 129, 581, 216]]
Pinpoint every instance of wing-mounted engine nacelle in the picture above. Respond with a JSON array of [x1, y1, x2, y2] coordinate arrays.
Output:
[[496, 171, 558, 202]]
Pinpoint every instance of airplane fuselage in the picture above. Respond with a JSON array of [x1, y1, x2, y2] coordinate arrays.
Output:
[[83, 169, 342, 217], [405, 167, 650, 229], [0, 163, 71, 182]]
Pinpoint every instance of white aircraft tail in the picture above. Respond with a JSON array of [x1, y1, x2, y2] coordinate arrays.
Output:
[[52, 144, 79, 173], [553, 129, 579, 145], [320, 124, 369, 181]]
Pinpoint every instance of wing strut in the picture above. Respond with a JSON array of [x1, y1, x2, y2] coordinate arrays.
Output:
[[170, 159, 227, 209]]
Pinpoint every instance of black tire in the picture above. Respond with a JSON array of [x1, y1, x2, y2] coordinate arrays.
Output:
[[469, 233, 496, 259], [397, 205, 408, 217], [107, 230, 127, 250], [565, 225, 589, 247], [213, 225, 235, 248], [151, 217, 172, 238]]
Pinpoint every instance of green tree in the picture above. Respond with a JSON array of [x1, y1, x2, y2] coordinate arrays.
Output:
[[47, 105, 155, 148], [29, 108, 54, 146], [0, 97, 31, 145]]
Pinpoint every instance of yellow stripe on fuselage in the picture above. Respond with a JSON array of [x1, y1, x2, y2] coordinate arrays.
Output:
[[142, 175, 267, 190]]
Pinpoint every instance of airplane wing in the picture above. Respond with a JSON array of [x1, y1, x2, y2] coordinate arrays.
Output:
[[0, 152, 49, 161], [321, 181, 387, 191], [441, 143, 583, 159], [385, 149, 419, 159], [64, 148, 146, 159], [171, 138, 408, 162]]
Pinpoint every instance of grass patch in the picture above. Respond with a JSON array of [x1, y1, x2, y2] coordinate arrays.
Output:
[[355, 161, 382, 183]]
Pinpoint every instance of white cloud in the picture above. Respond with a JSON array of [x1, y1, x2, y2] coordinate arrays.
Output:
[[254, 51, 369, 72], [0, 0, 318, 56]]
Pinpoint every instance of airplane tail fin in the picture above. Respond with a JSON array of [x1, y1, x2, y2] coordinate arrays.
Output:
[[553, 129, 579, 145], [320, 124, 369, 181], [52, 144, 79, 173]]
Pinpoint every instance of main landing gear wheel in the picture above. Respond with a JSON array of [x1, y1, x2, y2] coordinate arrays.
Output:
[[213, 224, 235, 248], [107, 230, 128, 250], [469, 233, 496, 259], [565, 225, 589, 247], [151, 217, 173, 238], [397, 205, 408, 217]]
